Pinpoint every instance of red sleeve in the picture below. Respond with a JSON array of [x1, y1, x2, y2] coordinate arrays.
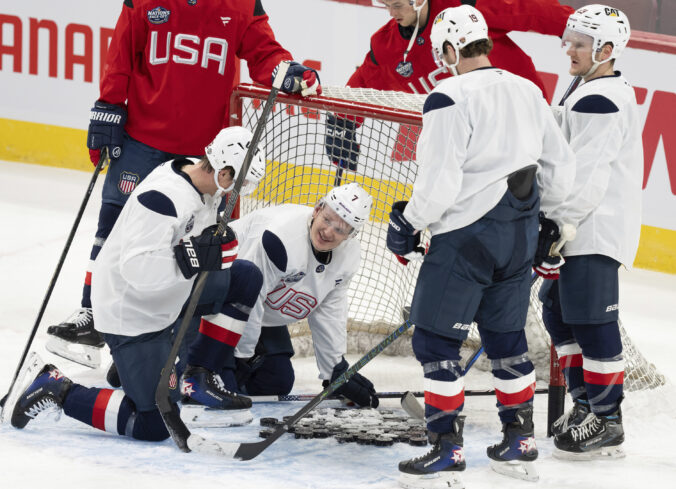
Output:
[[476, 0, 573, 37], [237, 11, 293, 86], [99, 3, 146, 106], [347, 47, 388, 90]]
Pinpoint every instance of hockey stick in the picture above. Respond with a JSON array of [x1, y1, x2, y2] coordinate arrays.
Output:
[[232, 320, 413, 460], [558, 76, 582, 105], [0, 148, 110, 416], [249, 387, 549, 403], [155, 62, 290, 453]]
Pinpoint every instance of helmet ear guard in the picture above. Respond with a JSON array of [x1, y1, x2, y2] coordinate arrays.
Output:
[[205, 126, 266, 196]]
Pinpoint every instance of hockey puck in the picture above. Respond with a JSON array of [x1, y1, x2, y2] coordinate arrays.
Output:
[[259, 428, 275, 439], [357, 434, 374, 445], [374, 435, 395, 447], [294, 428, 313, 439], [260, 417, 279, 427], [408, 436, 428, 446], [335, 433, 354, 444], [312, 428, 330, 438]]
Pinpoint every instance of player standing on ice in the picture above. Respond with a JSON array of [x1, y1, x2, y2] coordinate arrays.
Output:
[[46, 0, 322, 369], [10, 127, 266, 441], [179, 183, 380, 409], [539, 4, 641, 460], [325, 0, 573, 172], [386, 6, 575, 487]]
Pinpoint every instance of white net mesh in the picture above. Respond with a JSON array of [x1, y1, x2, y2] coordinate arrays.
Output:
[[231, 84, 665, 391]]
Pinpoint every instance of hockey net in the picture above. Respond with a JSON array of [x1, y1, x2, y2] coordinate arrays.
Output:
[[229, 84, 665, 392]]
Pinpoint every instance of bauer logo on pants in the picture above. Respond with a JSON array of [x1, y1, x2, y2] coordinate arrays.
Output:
[[118, 171, 139, 194]]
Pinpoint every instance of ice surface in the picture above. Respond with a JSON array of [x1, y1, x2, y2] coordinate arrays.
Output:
[[1, 161, 675, 488]]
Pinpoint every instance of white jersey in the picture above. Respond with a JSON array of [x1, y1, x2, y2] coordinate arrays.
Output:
[[230, 204, 361, 379], [403, 67, 576, 234], [552, 72, 643, 267], [92, 160, 221, 336]]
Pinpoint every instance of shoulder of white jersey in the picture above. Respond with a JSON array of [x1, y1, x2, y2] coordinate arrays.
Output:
[[134, 160, 200, 218], [566, 76, 630, 114]]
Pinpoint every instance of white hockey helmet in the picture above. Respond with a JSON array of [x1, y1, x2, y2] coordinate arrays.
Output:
[[205, 126, 266, 196], [430, 5, 488, 75], [321, 183, 373, 238], [564, 5, 630, 73]]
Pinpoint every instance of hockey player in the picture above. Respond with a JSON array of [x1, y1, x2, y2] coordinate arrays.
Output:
[[325, 0, 573, 171], [180, 183, 380, 409], [539, 4, 641, 460], [386, 6, 575, 487], [46, 0, 322, 369], [10, 127, 266, 441]]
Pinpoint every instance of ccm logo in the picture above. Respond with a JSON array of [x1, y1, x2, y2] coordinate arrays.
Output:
[[606, 304, 619, 312]]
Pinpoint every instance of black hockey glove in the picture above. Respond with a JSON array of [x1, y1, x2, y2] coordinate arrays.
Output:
[[324, 357, 379, 408], [387, 201, 425, 265], [275, 61, 322, 96], [325, 114, 360, 171], [87, 100, 127, 164], [174, 224, 238, 279], [533, 212, 565, 280]]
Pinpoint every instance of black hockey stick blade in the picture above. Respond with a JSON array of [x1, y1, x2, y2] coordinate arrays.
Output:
[[155, 63, 291, 453], [233, 320, 413, 461]]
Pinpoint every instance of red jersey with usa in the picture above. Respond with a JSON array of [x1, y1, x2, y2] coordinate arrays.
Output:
[[100, 0, 292, 155], [347, 0, 573, 95]]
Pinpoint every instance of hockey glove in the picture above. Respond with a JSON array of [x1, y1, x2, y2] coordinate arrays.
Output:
[[324, 357, 379, 408], [174, 224, 238, 279], [387, 201, 425, 265], [533, 212, 565, 280], [87, 100, 127, 166], [275, 61, 322, 97], [325, 114, 360, 171]]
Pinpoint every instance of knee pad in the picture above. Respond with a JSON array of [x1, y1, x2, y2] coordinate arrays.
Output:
[[479, 328, 528, 360], [572, 321, 622, 358], [412, 327, 463, 365], [227, 260, 263, 308], [130, 408, 171, 442], [245, 354, 295, 396]]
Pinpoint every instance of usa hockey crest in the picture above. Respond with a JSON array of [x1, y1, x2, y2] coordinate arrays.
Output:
[[316, 264, 325, 273], [118, 171, 139, 194], [147, 6, 170, 24]]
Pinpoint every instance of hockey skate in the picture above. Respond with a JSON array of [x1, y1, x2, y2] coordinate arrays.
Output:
[[180, 365, 252, 427], [553, 409, 625, 460], [0, 352, 43, 424], [45, 307, 104, 368], [551, 398, 590, 437], [10, 362, 72, 429], [486, 406, 539, 482], [398, 417, 466, 489]]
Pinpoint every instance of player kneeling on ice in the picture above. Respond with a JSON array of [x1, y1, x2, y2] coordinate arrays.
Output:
[[178, 183, 379, 409], [387, 5, 576, 488], [539, 5, 640, 460], [10, 126, 266, 441]]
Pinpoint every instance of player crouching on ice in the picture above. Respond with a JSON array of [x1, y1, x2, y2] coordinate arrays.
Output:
[[387, 5, 576, 488], [10, 126, 266, 441], [177, 182, 380, 409]]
